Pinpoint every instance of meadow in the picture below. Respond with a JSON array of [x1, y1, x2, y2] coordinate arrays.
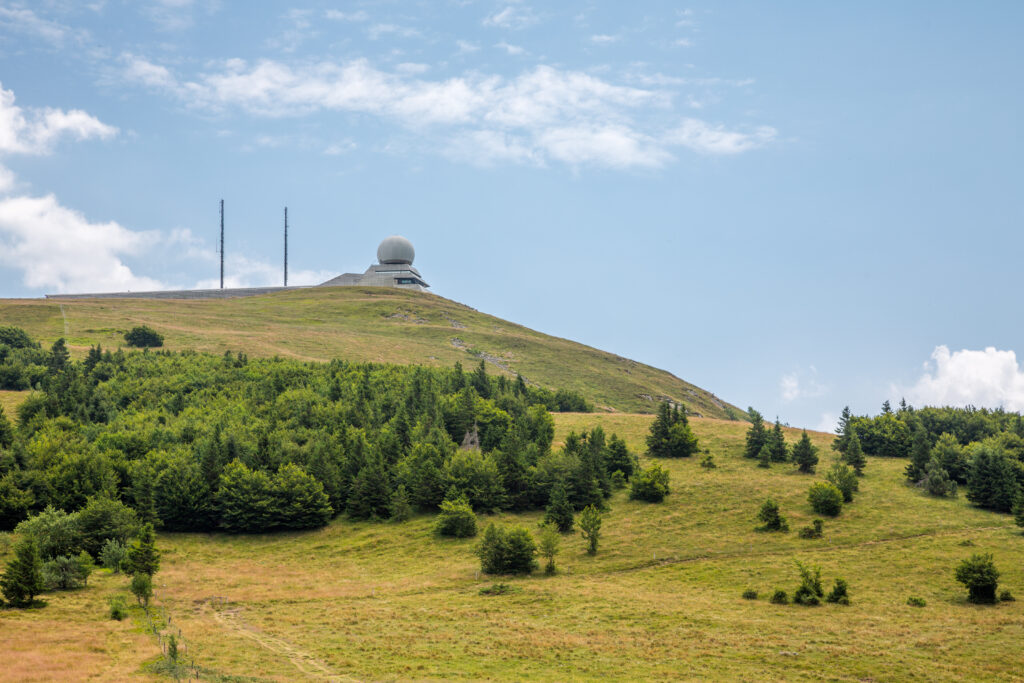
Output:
[[3, 413, 1021, 681]]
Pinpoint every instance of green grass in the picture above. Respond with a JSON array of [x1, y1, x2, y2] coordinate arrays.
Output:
[[0, 287, 742, 417], [5, 415, 1018, 681]]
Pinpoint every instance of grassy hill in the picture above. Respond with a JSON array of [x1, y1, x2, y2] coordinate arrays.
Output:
[[2, 415, 1021, 681], [0, 287, 743, 417]]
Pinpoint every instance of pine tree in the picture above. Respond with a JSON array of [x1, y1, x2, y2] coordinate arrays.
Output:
[[544, 482, 575, 533], [768, 420, 788, 462], [757, 444, 772, 468], [471, 360, 491, 399], [126, 523, 161, 576], [1013, 494, 1024, 531], [906, 426, 931, 483], [577, 505, 602, 555], [0, 404, 13, 449], [791, 431, 819, 474], [389, 484, 413, 522], [645, 402, 673, 458], [743, 409, 768, 459], [1, 537, 44, 607], [537, 522, 560, 575], [48, 338, 70, 373], [842, 429, 866, 476], [832, 406, 853, 455]]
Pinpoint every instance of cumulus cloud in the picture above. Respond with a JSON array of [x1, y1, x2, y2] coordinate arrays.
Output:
[[0, 194, 163, 293], [898, 346, 1024, 412], [0, 82, 118, 155], [780, 366, 826, 402], [118, 56, 774, 169]]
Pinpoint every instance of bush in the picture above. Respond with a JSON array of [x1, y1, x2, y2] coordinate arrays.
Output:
[[742, 589, 758, 600], [99, 539, 128, 573], [41, 552, 93, 590], [907, 596, 926, 607], [476, 523, 537, 575], [700, 455, 716, 469], [609, 470, 627, 490], [124, 325, 164, 348], [537, 522, 560, 575], [826, 578, 850, 605], [825, 463, 858, 503], [577, 505, 602, 555], [808, 482, 843, 517], [998, 589, 1014, 602], [479, 582, 515, 596], [793, 561, 824, 606], [130, 572, 152, 607], [629, 464, 670, 503], [955, 553, 999, 604], [798, 519, 824, 539], [756, 499, 788, 532], [109, 595, 128, 620], [389, 484, 413, 522], [434, 496, 478, 538], [770, 589, 789, 605]]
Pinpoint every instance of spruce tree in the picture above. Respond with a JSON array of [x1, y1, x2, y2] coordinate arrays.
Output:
[[577, 505, 602, 555], [906, 426, 931, 483], [757, 444, 772, 468], [1013, 494, 1024, 531], [842, 429, 866, 476], [768, 420, 788, 462], [1, 537, 44, 607], [832, 406, 853, 455], [0, 404, 13, 449], [389, 484, 413, 522], [126, 523, 161, 577], [743, 409, 768, 459], [791, 431, 819, 474], [645, 402, 673, 458], [544, 482, 575, 533]]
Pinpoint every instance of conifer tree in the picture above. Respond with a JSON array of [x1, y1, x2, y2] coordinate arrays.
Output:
[[768, 420, 788, 462], [0, 404, 13, 449], [832, 406, 854, 455], [743, 409, 769, 459], [126, 523, 161, 577], [48, 338, 70, 373], [645, 402, 673, 457], [544, 482, 575, 533], [791, 431, 819, 473], [1, 537, 44, 607], [906, 426, 931, 483], [1013, 494, 1024, 531], [577, 505, 602, 555], [842, 429, 866, 476], [537, 522, 560, 575], [389, 484, 413, 522], [757, 444, 772, 468]]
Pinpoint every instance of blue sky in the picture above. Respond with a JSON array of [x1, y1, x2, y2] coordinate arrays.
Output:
[[1, 1, 1022, 429]]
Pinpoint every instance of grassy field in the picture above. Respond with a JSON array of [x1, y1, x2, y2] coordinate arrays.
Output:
[[0, 288, 742, 417], [3, 414, 1021, 681]]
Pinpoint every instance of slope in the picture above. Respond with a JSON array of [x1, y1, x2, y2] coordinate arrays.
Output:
[[0, 287, 743, 417]]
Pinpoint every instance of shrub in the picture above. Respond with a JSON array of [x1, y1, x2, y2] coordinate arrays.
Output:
[[479, 582, 515, 596], [756, 499, 788, 532], [798, 519, 824, 539], [476, 523, 537, 575], [76, 496, 140, 557], [757, 444, 771, 468], [434, 496, 477, 538], [923, 458, 957, 498], [742, 589, 758, 600], [543, 482, 574, 533], [109, 595, 128, 620], [124, 325, 164, 348], [793, 561, 824, 606], [955, 553, 999, 604], [825, 463, 858, 503], [577, 505, 602, 555], [42, 553, 93, 590], [609, 470, 627, 490], [907, 596, 926, 607], [700, 455, 716, 469], [130, 572, 153, 607], [770, 589, 789, 605], [999, 589, 1015, 602], [629, 464, 670, 503], [826, 578, 850, 605], [99, 539, 128, 573], [388, 484, 413, 522], [537, 522, 560, 575], [808, 482, 843, 517]]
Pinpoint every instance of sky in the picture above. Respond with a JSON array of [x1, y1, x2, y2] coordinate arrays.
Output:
[[0, 1, 1022, 430]]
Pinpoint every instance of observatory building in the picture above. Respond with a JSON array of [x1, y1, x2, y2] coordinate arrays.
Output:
[[319, 236, 429, 291]]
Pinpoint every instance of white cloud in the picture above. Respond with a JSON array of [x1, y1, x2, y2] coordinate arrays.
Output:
[[539, 125, 670, 168], [325, 9, 368, 22], [667, 118, 776, 155], [483, 5, 538, 30], [0, 6, 71, 45], [142, 0, 219, 31], [590, 34, 619, 45], [494, 41, 525, 56], [898, 346, 1024, 412], [674, 38, 692, 47], [0, 194, 163, 293], [780, 366, 827, 402], [455, 39, 480, 54], [813, 412, 839, 434], [0, 82, 118, 155], [367, 23, 420, 40]]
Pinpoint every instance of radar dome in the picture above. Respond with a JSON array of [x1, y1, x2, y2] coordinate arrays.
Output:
[[377, 235, 415, 265]]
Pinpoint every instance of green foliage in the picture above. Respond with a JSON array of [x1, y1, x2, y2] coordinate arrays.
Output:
[[130, 572, 153, 607], [646, 402, 698, 458], [770, 589, 789, 605], [700, 455, 716, 469], [124, 325, 164, 348], [966, 445, 1021, 513], [76, 497, 139, 558], [999, 589, 1015, 602], [767, 420, 789, 462], [543, 482, 574, 533], [537, 522, 560, 575], [825, 578, 850, 605], [0, 325, 37, 349], [842, 429, 866, 476], [906, 425, 932, 483], [434, 496, 477, 538], [99, 538, 128, 573], [218, 461, 332, 532], [742, 588, 758, 600], [476, 523, 538, 575], [808, 482, 843, 517], [825, 463, 858, 503], [1, 537, 44, 606], [793, 561, 824, 606], [955, 553, 999, 604], [923, 458, 957, 498], [42, 551, 94, 590], [629, 464, 670, 503], [0, 474, 34, 531], [832, 406, 854, 455], [792, 431, 819, 473], [15, 506, 82, 559], [609, 470, 627, 490], [755, 499, 788, 532], [907, 596, 926, 607], [932, 433, 968, 484], [798, 519, 824, 539], [1014, 494, 1024, 531], [605, 434, 636, 480], [743, 409, 768, 459], [389, 484, 413, 522], [577, 505, 602, 555], [126, 523, 160, 576], [854, 412, 912, 458], [756, 444, 771, 468], [478, 582, 516, 596], [108, 595, 128, 620]]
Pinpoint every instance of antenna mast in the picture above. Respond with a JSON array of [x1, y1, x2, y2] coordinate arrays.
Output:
[[284, 206, 288, 287], [219, 199, 225, 289]]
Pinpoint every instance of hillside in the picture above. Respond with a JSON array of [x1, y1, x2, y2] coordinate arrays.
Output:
[[0, 287, 743, 418], [2, 415, 1020, 681]]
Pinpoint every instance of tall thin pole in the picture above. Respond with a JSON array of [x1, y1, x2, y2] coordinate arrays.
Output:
[[219, 199, 225, 289], [284, 206, 288, 287]]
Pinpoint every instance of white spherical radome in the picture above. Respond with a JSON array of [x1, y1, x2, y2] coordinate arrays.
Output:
[[377, 235, 415, 265]]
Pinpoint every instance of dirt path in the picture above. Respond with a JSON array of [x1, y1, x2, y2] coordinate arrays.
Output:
[[204, 600, 359, 682]]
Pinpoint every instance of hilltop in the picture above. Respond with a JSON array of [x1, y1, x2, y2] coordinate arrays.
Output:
[[0, 286, 743, 418]]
